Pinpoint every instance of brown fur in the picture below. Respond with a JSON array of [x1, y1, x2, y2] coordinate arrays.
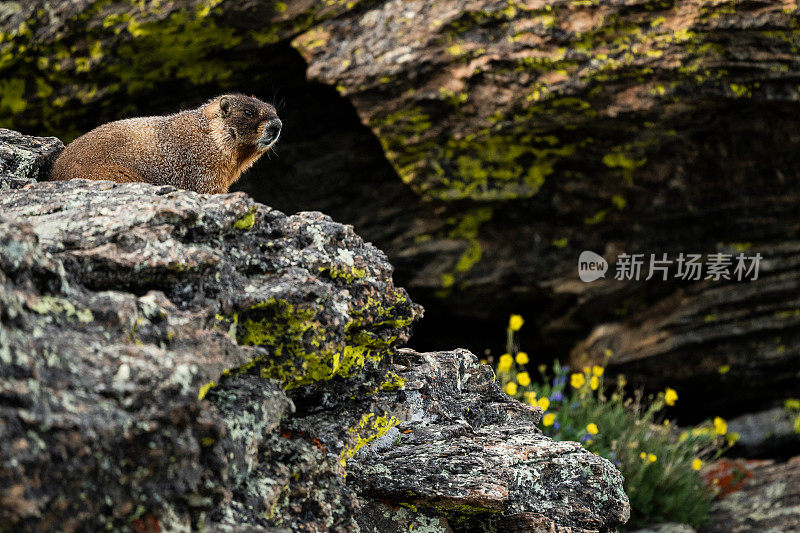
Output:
[[49, 94, 281, 194]]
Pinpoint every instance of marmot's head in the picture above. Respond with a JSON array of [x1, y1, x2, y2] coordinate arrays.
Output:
[[207, 94, 281, 153]]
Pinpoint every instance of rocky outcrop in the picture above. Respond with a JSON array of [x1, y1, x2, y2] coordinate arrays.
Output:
[[351, 348, 630, 532], [0, 130, 629, 532], [290, 0, 800, 420], [568, 254, 800, 421], [3, 1, 799, 420]]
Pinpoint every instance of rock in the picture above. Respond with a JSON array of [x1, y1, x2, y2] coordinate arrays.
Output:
[[705, 456, 800, 533], [568, 250, 800, 421], [4, 1, 800, 419], [0, 128, 63, 188], [0, 130, 629, 531], [291, 0, 800, 420], [726, 407, 800, 460], [0, 174, 419, 531], [349, 348, 630, 532], [631, 524, 696, 533]]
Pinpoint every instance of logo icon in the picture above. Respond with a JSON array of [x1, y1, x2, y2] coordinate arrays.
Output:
[[579, 251, 608, 282]]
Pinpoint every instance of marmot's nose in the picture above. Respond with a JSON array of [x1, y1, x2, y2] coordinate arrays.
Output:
[[262, 119, 282, 144]]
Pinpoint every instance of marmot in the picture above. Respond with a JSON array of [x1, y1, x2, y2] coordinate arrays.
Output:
[[50, 94, 282, 194]]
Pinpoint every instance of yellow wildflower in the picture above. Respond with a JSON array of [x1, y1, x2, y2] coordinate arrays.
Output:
[[523, 391, 537, 405], [583, 366, 591, 375], [665, 387, 678, 406], [785, 398, 800, 411], [692, 458, 703, 471], [537, 397, 550, 411], [517, 371, 531, 387], [515, 351, 529, 365], [603, 348, 613, 358], [570, 373, 586, 389], [586, 423, 599, 435], [497, 353, 513, 373], [592, 365, 604, 377], [543, 413, 555, 426], [640, 452, 647, 459], [617, 374, 627, 388], [590, 376, 599, 390], [713, 416, 727, 435], [509, 314, 524, 331], [504, 382, 518, 396], [648, 453, 657, 463]]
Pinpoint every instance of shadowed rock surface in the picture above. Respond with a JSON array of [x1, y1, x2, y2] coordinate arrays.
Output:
[[726, 407, 800, 460], [0, 130, 629, 532]]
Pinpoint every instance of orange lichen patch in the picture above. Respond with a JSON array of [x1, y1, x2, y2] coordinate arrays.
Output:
[[701, 458, 765, 499], [132, 514, 161, 533], [311, 437, 328, 452]]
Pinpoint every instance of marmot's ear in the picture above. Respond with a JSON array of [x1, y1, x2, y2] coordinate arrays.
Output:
[[219, 96, 231, 117]]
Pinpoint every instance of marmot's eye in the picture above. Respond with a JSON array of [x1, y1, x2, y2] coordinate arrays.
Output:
[[244, 109, 254, 117]]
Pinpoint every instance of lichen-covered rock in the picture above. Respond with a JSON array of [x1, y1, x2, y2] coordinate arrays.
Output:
[[5, 1, 800, 423], [297, 0, 800, 201], [0, 174, 419, 530], [0, 130, 630, 532], [348, 348, 630, 532], [289, 0, 800, 420], [0, 0, 364, 139], [0, 127, 63, 187], [706, 456, 800, 533]]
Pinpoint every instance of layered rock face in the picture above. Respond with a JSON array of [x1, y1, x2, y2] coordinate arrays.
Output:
[[2, 1, 799, 419], [0, 131, 629, 532]]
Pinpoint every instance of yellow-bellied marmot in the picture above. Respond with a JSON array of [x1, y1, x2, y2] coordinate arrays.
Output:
[[49, 94, 282, 194]]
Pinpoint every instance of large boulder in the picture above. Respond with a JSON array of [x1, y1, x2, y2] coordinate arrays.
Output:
[[0, 130, 629, 532], [350, 348, 630, 532]]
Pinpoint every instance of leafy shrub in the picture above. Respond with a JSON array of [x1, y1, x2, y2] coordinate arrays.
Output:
[[491, 314, 737, 528]]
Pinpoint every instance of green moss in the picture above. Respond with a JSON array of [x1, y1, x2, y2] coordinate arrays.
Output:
[[233, 299, 342, 388], [198, 380, 215, 400], [29, 296, 94, 323], [233, 207, 257, 230], [611, 195, 627, 210], [434, 207, 494, 292], [0, 77, 27, 114], [339, 412, 399, 465], [602, 152, 647, 170], [584, 209, 608, 226], [317, 265, 367, 281], [378, 371, 407, 391], [729, 83, 752, 98], [217, 291, 412, 390]]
